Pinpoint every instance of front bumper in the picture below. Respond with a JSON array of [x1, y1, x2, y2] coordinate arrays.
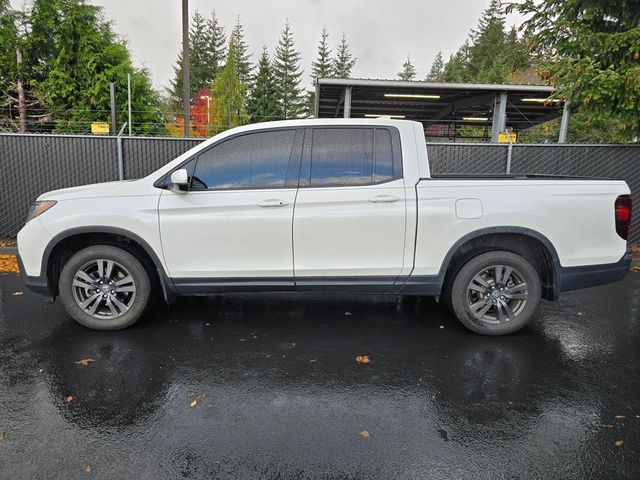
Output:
[[18, 255, 56, 302], [557, 251, 632, 293]]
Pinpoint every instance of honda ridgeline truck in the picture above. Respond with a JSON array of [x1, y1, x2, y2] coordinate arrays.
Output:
[[17, 119, 633, 335]]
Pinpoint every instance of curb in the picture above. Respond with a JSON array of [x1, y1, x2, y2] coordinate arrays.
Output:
[[0, 246, 18, 255]]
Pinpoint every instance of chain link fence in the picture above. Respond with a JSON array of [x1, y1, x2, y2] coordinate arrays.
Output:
[[1, 134, 638, 244]]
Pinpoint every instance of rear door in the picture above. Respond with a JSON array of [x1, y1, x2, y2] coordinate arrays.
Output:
[[292, 126, 406, 292], [158, 128, 303, 291]]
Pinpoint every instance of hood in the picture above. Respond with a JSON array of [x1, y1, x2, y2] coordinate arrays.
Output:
[[37, 179, 155, 201]]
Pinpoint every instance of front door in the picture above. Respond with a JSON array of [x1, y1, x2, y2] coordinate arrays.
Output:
[[159, 128, 303, 292]]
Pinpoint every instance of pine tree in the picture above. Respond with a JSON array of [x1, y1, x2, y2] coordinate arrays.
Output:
[[273, 21, 305, 119], [189, 12, 211, 94], [230, 15, 253, 85], [204, 10, 226, 83], [210, 41, 249, 134], [170, 10, 214, 109], [398, 55, 416, 81], [426, 51, 444, 82], [247, 47, 282, 123], [466, 0, 509, 83], [311, 26, 333, 82], [441, 41, 471, 83], [333, 33, 356, 78]]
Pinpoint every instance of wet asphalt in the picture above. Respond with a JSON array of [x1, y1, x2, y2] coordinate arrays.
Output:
[[0, 271, 639, 480]]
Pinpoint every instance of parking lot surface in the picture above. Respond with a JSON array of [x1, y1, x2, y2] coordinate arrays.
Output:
[[1, 272, 639, 479]]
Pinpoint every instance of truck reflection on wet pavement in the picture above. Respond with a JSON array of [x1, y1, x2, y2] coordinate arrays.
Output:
[[0, 272, 639, 479]]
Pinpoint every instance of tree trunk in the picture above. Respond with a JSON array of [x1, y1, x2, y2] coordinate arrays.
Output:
[[16, 48, 26, 133]]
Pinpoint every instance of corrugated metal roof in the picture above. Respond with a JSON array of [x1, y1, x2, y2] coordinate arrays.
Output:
[[316, 77, 555, 93]]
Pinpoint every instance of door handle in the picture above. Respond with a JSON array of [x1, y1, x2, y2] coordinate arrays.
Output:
[[368, 195, 401, 203], [258, 199, 289, 208]]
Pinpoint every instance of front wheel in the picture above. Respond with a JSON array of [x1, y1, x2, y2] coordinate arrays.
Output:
[[59, 245, 151, 330], [448, 250, 541, 335]]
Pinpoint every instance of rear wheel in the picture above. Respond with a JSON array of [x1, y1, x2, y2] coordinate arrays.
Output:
[[448, 250, 541, 335], [59, 245, 151, 330]]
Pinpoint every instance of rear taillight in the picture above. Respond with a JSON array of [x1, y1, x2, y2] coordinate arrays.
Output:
[[614, 195, 632, 240]]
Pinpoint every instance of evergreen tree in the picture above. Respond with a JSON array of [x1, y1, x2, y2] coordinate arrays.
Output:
[[398, 55, 416, 81], [441, 42, 471, 83], [247, 47, 282, 123], [0, 0, 18, 104], [503, 26, 530, 81], [36, 0, 162, 134], [333, 33, 356, 78], [426, 51, 444, 82], [169, 10, 211, 109], [512, 0, 640, 139], [273, 21, 305, 119], [465, 0, 509, 82], [440, 0, 531, 85], [230, 16, 253, 85], [204, 10, 226, 83], [210, 42, 249, 134], [311, 26, 333, 82]]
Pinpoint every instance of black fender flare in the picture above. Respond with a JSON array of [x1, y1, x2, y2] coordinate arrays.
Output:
[[41, 226, 177, 303]]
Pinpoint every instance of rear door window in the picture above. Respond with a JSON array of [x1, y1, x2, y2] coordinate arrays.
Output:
[[304, 127, 402, 187]]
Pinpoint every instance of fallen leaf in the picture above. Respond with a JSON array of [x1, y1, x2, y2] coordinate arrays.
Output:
[[355, 355, 370, 364], [75, 358, 95, 366], [615, 415, 626, 420], [602, 425, 615, 428], [66, 395, 74, 402], [38, 368, 44, 373], [12, 291, 23, 296], [0, 255, 19, 273], [0, 432, 5, 441], [190, 400, 197, 407], [83, 464, 92, 473], [615, 440, 624, 447], [359, 430, 370, 438]]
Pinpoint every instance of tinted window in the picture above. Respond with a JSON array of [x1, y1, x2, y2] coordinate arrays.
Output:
[[192, 130, 296, 190], [310, 128, 374, 186], [374, 129, 393, 183]]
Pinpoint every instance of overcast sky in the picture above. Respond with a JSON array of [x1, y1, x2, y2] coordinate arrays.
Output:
[[19, 0, 525, 91]]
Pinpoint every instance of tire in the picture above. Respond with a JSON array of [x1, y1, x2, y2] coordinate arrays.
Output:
[[448, 250, 541, 335], [59, 245, 151, 330]]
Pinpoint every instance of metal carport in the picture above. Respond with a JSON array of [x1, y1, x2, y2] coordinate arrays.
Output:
[[314, 78, 570, 143]]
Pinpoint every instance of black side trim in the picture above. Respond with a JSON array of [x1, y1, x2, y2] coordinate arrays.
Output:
[[173, 276, 402, 295], [392, 275, 444, 296], [295, 276, 395, 294], [558, 252, 631, 293], [173, 277, 294, 294], [32, 226, 177, 303]]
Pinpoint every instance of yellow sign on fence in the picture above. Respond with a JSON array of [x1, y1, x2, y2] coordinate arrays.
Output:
[[91, 122, 110, 135], [498, 131, 517, 143]]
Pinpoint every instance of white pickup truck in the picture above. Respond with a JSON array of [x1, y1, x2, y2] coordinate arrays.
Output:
[[17, 119, 633, 335]]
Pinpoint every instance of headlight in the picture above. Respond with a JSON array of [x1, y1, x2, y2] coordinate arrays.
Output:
[[26, 200, 57, 223]]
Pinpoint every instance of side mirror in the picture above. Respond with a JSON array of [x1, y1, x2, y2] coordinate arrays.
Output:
[[169, 168, 189, 193]]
